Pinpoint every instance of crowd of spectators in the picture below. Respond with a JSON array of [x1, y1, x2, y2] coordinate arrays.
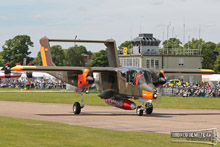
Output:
[[160, 82, 220, 97], [2, 77, 220, 98], [0, 78, 66, 89]]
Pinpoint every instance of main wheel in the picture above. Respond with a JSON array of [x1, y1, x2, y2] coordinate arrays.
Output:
[[136, 106, 143, 116], [145, 103, 153, 114], [73, 102, 81, 115]]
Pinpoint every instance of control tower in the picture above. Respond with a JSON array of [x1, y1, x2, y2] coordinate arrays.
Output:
[[131, 33, 161, 55]]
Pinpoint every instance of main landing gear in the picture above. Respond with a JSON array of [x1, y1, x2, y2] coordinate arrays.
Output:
[[73, 92, 84, 115], [136, 102, 153, 116]]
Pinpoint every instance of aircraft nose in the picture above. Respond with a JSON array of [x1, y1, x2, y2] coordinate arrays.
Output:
[[140, 83, 155, 99], [140, 83, 154, 93]]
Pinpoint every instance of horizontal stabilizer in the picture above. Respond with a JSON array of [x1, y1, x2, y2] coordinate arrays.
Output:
[[48, 39, 114, 44]]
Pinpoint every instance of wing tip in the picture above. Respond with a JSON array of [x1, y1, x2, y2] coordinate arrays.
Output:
[[11, 66, 23, 71], [200, 69, 216, 74], [11, 66, 36, 72]]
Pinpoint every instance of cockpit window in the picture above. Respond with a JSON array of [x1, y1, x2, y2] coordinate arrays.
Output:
[[144, 71, 152, 84], [135, 71, 152, 85], [124, 69, 152, 86], [126, 71, 136, 83], [137, 78, 145, 85]]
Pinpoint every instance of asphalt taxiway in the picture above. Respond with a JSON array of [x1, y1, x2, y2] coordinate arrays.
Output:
[[0, 101, 220, 137]]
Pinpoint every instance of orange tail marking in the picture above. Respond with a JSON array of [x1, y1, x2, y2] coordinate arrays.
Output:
[[40, 46, 47, 66], [78, 69, 90, 88]]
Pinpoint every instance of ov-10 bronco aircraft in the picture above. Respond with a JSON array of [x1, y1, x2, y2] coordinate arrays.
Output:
[[11, 37, 215, 116]]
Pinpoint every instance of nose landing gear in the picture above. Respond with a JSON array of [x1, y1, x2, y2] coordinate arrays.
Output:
[[136, 106, 143, 116], [145, 103, 153, 114], [136, 102, 153, 116]]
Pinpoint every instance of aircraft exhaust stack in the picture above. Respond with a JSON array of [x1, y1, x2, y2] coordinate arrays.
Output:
[[104, 99, 136, 110]]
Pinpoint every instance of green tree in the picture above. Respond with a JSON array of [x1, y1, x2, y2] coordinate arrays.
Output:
[[215, 42, 220, 52], [65, 45, 88, 66], [118, 41, 132, 49], [163, 38, 182, 49], [33, 52, 42, 66], [33, 45, 65, 66], [0, 51, 3, 66], [90, 50, 108, 67], [50, 45, 65, 66], [201, 42, 216, 69], [161, 38, 182, 54], [184, 38, 205, 49], [214, 54, 220, 73], [2, 35, 33, 66]]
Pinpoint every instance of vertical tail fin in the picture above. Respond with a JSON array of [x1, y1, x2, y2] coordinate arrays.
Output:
[[105, 39, 120, 67], [39, 36, 55, 66]]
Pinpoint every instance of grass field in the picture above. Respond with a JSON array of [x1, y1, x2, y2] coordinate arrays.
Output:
[[0, 91, 220, 109], [0, 90, 219, 146], [0, 116, 212, 147], [0, 92, 107, 106], [154, 96, 220, 109]]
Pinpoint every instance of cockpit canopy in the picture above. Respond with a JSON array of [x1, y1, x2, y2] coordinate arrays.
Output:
[[119, 67, 152, 85]]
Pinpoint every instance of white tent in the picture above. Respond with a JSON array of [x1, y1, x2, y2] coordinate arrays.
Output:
[[20, 72, 55, 80], [202, 74, 220, 82]]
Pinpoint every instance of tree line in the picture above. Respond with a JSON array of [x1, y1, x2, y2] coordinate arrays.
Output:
[[0, 35, 109, 68], [1, 34, 220, 73]]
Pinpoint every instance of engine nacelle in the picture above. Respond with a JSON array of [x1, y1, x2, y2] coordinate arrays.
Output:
[[78, 69, 94, 88], [104, 99, 136, 110], [152, 70, 166, 87]]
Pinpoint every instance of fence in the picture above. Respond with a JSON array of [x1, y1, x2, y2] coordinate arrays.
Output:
[[158, 87, 220, 97]]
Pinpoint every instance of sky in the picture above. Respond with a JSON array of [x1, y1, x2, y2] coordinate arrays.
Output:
[[0, 0, 220, 57]]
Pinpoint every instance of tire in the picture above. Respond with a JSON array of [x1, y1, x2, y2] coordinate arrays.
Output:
[[136, 106, 143, 116], [145, 103, 153, 114], [73, 102, 81, 115]]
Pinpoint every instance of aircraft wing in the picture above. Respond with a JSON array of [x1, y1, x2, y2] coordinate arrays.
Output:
[[150, 68, 215, 76], [11, 66, 117, 73], [11, 66, 84, 74], [11, 66, 118, 90], [161, 69, 215, 75]]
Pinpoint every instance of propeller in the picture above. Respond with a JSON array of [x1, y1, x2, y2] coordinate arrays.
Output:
[[152, 70, 167, 87], [86, 76, 94, 84]]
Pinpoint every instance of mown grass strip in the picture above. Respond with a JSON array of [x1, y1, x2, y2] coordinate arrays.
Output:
[[0, 116, 211, 147]]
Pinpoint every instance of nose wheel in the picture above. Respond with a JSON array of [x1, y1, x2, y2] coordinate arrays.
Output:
[[136, 106, 143, 116], [145, 103, 153, 114], [136, 103, 153, 116]]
